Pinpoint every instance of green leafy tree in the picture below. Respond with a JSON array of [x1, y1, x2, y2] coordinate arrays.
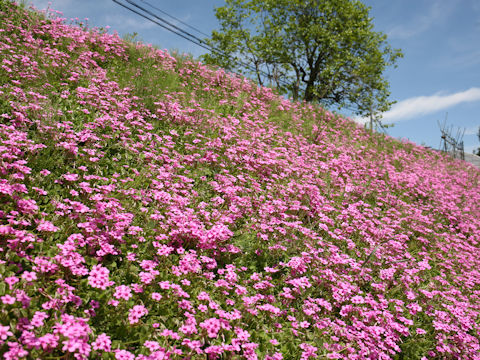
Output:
[[475, 127, 480, 156], [201, 0, 403, 118]]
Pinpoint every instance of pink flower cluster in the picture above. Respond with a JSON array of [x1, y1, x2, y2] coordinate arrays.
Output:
[[88, 264, 114, 290], [128, 305, 148, 324], [0, 2, 479, 359]]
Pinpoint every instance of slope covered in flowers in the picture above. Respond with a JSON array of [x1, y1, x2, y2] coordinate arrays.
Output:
[[1, 2, 480, 359]]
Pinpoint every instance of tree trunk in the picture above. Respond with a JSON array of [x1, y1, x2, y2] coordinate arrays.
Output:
[[304, 82, 315, 102]]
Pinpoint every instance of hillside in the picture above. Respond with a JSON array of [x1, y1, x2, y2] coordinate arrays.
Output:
[[0, 1, 480, 359]]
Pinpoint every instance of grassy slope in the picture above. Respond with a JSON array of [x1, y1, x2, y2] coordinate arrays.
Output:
[[0, 1, 480, 359]]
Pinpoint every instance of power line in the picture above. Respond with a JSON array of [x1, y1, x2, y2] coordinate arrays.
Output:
[[121, 0, 266, 79], [138, 0, 210, 38], [124, 0, 211, 51], [121, 0, 290, 87], [112, 0, 290, 88], [111, 0, 213, 53]]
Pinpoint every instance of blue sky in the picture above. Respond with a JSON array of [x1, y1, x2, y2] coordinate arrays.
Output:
[[27, 0, 480, 153]]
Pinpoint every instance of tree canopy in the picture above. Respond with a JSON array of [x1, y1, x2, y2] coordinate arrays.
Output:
[[201, 0, 403, 117]]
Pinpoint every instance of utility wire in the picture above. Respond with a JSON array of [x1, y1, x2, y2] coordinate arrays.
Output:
[[112, 0, 213, 53], [138, 0, 210, 38], [121, 0, 267, 80], [124, 0, 211, 51], [112, 0, 290, 88]]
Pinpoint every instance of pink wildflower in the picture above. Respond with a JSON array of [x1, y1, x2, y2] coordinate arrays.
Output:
[[144, 340, 161, 351], [151, 292, 162, 301], [300, 343, 318, 359], [37, 220, 59, 232], [379, 267, 396, 281], [31, 311, 48, 327], [4, 276, 19, 289], [128, 305, 148, 324], [63, 173, 79, 181], [92, 333, 111, 352], [0, 325, 13, 340], [21, 271, 37, 282], [266, 353, 283, 360], [88, 265, 114, 290], [199, 318, 222, 338], [115, 349, 135, 360], [38, 334, 59, 351], [1, 295, 16, 305], [17, 198, 38, 214], [351, 295, 364, 304], [113, 285, 132, 300]]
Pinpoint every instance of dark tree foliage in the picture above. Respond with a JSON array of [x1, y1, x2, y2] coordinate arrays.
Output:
[[475, 127, 480, 156]]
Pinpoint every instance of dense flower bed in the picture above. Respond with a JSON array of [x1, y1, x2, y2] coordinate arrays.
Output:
[[0, 1, 480, 359]]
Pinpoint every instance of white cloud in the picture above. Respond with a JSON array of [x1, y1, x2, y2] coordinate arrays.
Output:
[[354, 88, 480, 125], [380, 87, 480, 123]]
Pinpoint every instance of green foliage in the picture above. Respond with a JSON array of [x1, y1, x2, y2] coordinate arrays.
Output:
[[475, 126, 480, 156], [2, 2, 480, 358], [201, 0, 403, 118]]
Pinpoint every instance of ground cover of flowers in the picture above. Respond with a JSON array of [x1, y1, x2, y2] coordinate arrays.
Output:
[[0, 1, 480, 359]]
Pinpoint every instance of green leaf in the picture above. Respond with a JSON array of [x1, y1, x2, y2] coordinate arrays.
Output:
[[200, 0, 402, 118]]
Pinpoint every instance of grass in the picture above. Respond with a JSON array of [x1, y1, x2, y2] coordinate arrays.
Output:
[[1, 1, 480, 359]]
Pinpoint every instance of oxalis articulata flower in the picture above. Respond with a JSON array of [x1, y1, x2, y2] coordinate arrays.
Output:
[[0, 1, 479, 359]]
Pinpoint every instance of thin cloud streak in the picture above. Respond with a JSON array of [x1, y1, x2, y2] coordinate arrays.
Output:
[[381, 87, 480, 123], [465, 126, 479, 136], [387, 0, 452, 39]]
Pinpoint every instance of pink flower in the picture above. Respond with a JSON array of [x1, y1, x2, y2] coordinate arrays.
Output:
[[21, 271, 37, 282], [108, 299, 119, 307], [287, 256, 307, 274], [351, 295, 364, 304], [88, 265, 114, 290], [38, 334, 59, 351], [63, 173, 79, 181], [92, 333, 111, 352], [158, 281, 170, 289], [266, 353, 283, 360], [128, 305, 148, 324], [300, 343, 318, 359], [197, 291, 210, 301], [151, 292, 162, 301], [199, 318, 222, 338], [115, 349, 135, 360], [54, 314, 92, 356], [1, 295, 16, 305], [37, 220, 59, 232], [17, 198, 38, 214], [32, 186, 47, 195], [131, 283, 143, 293], [4, 276, 19, 289], [0, 325, 13, 340], [300, 321, 310, 329], [31, 311, 48, 327], [144, 340, 161, 351], [113, 285, 132, 300], [379, 267, 396, 281]]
